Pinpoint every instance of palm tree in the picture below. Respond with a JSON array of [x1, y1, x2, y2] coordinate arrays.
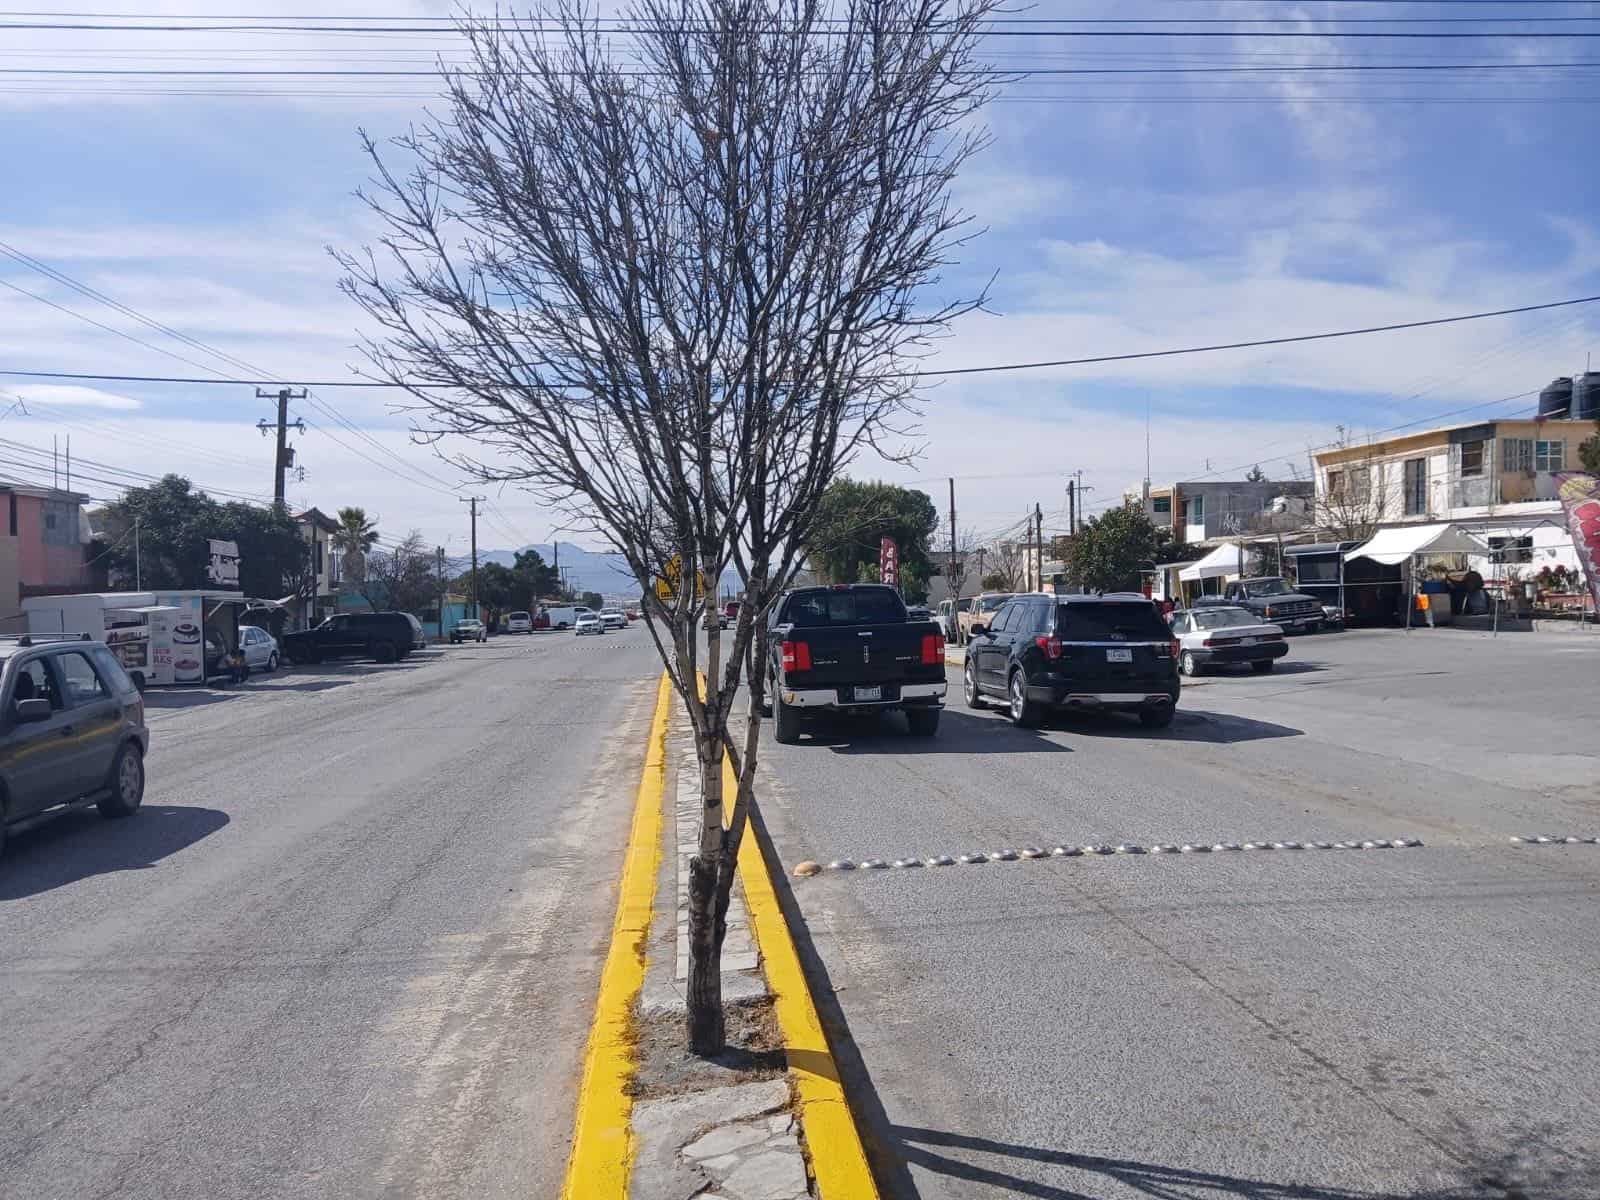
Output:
[[333, 507, 379, 585]]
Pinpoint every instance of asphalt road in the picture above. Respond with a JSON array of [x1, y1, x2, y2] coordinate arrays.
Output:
[[0, 628, 663, 1200], [754, 627, 1600, 1200]]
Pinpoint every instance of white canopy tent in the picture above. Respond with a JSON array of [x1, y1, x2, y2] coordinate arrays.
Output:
[[1179, 542, 1245, 582], [1343, 523, 1489, 565]]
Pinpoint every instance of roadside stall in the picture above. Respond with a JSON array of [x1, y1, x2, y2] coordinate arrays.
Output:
[[1177, 542, 1245, 604], [1343, 524, 1488, 631], [150, 590, 249, 683], [21, 592, 185, 690]]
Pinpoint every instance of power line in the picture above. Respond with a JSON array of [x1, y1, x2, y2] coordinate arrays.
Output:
[[4, 294, 1596, 390]]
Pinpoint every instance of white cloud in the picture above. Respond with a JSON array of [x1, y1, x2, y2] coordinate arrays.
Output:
[[7, 383, 141, 411]]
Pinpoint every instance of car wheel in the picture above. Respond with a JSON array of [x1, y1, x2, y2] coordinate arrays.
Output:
[[964, 658, 985, 709], [1179, 650, 1199, 677], [1139, 705, 1175, 729], [1251, 659, 1275, 673], [98, 743, 145, 818], [774, 697, 803, 745], [906, 708, 940, 737], [266, 652, 279, 672], [1008, 670, 1041, 728], [373, 640, 398, 664]]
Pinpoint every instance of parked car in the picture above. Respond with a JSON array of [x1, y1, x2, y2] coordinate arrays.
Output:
[[238, 625, 280, 674], [600, 608, 627, 630], [544, 605, 594, 630], [766, 584, 946, 743], [722, 600, 740, 629], [1168, 605, 1287, 676], [905, 604, 933, 622], [281, 612, 418, 664], [1196, 577, 1323, 633], [451, 618, 488, 644], [403, 613, 426, 650], [936, 597, 971, 644], [575, 612, 604, 636], [505, 611, 533, 634], [958, 592, 1015, 643], [965, 594, 1179, 729], [0, 634, 148, 858]]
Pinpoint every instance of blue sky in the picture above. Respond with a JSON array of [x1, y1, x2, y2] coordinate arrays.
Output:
[[2, 2, 1596, 553]]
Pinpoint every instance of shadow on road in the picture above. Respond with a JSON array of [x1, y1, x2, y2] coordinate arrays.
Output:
[[1194, 660, 1329, 678], [0, 805, 230, 900], [803, 708, 1069, 756], [141, 689, 240, 709], [1052, 708, 1303, 744]]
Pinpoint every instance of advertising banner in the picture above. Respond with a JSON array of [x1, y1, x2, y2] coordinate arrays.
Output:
[[879, 536, 899, 587], [1555, 472, 1600, 615]]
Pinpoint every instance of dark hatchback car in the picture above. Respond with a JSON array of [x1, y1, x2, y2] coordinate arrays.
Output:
[[0, 634, 149, 859], [281, 612, 422, 665], [964, 594, 1180, 729]]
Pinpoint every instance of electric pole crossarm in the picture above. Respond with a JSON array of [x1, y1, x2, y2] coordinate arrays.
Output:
[[255, 386, 307, 506]]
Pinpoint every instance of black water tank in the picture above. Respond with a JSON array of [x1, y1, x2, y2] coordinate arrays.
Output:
[[1539, 376, 1573, 418], [1576, 371, 1600, 421]]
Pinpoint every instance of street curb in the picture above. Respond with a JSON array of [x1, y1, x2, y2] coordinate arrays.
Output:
[[559, 672, 672, 1200], [722, 752, 882, 1200]]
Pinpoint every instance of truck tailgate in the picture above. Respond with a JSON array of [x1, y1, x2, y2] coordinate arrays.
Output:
[[779, 621, 944, 690]]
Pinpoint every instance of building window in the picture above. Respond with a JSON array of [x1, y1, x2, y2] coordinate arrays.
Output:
[[1351, 466, 1373, 505], [1152, 496, 1171, 515], [1185, 495, 1204, 525], [1503, 438, 1533, 472], [1326, 470, 1345, 502], [44, 512, 56, 530], [1535, 440, 1565, 472], [7, 494, 14, 537], [1403, 458, 1426, 516], [316, 539, 325, 575], [1460, 440, 1485, 477], [1489, 535, 1533, 564]]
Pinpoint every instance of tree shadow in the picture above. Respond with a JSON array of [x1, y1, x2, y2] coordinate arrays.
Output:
[[0, 805, 230, 900], [140, 689, 241, 709], [802, 708, 1070, 756], [891, 1123, 1595, 1200]]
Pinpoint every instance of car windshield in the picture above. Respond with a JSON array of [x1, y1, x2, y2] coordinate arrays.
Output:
[[1057, 601, 1170, 641], [1192, 607, 1258, 630], [784, 588, 904, 627], [1242, 579, 1293, 597], [979, 595, 1012, 612]]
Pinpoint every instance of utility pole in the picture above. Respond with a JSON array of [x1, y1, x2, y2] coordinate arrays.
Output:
[[255, 387, 307, 507], [948, 478, 958, 599], [134, 517, 142, 590], [436, 546, 447, 639], [1035, 502, 1044, 592], [1067, 479, 1076, 537], [461, 496, 485, 616]]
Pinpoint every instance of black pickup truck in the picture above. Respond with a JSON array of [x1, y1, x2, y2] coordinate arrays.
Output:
[[766, 584, 947, 744], [1196, 576, 1324, 633]]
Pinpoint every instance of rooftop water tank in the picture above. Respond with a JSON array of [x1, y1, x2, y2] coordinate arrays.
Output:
[[1538, 376, 1573, 418], [1576, 371, 1600, 421]]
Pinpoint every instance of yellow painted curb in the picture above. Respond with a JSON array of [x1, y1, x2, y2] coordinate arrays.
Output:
[[725, 753, 882, 1200], [559, 671, 673, 1200]]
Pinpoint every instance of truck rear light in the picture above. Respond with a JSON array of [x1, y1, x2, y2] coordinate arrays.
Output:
[[1033, 635, 1062, 660], [781, 640, 811, 672], [920, 634, 944, 664]]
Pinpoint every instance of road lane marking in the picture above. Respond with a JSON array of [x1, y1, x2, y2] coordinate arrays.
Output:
[[558, 672, 672, 1200], [799, 836, 1428, 873]]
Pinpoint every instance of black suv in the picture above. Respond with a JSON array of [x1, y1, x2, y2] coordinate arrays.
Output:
[[0, 634, 149, 858], [964, 594, 1180, 729], [280, 612, 422, 665]]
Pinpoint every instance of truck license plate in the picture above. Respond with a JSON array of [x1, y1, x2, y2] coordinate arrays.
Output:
[[853, 685, 882, 702], [1106, 648, 1132, 663]]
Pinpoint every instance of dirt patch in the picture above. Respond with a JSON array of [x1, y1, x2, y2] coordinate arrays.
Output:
[[630, 994, 786, 1101]]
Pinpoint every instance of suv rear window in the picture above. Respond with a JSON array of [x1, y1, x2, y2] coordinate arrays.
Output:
[[784, 588, 905, 627], [1056, 601, 1169, 642]]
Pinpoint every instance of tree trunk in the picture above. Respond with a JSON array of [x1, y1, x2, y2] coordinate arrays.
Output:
[[687, 709, 728, 1056]]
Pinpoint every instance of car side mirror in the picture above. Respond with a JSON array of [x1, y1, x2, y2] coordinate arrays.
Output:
[[15, 698, 51, 723]]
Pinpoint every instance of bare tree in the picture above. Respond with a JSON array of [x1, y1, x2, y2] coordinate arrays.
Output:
[[987, 538, 1027, 591], [944, 524, 982, 603], [363, 530, 437, 615], [337, 0, 998, 1054], [1316, 431, 1388, 542]]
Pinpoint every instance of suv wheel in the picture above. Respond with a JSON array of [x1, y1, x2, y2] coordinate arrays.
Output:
[[1008, 670, 1041, 728], [774, 696, 802, 745], [964, 659, 985, 708], [372, 640, 398, 664], [99, 743, 145, 818]]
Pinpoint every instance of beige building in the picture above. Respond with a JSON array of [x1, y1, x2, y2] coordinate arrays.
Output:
[[1313, 415, 1594, 578]]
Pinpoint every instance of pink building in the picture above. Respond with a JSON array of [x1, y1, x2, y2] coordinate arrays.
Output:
[[0, 484, 93, 631]]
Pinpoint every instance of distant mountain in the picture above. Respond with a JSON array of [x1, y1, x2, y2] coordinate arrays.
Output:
[[477, 542, 739, 600]]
